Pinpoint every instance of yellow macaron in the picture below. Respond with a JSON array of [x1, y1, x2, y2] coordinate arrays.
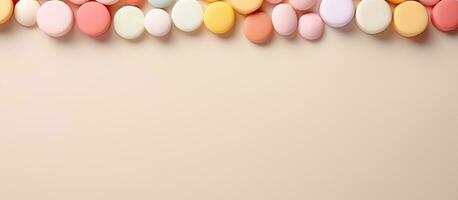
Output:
[[393, 1, 429, 37], [0, 0, 13, 25], [204, 2, 235, 34], [231, 0, 263, 15], [387, 0, 406, 4]]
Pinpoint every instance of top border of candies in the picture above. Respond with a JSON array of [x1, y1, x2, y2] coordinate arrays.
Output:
[[1, 0, 457, 44]]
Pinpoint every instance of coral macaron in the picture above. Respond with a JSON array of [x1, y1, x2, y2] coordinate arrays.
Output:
[[76, 2, 111, 37], [431, 0, 458, 32]]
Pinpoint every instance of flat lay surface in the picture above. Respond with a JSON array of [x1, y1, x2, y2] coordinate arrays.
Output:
[[0, 0, 457, 200]]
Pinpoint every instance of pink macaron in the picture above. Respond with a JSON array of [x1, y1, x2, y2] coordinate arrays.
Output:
[[272, 4, 297, 36], [289, 0, 316, 11], [298, 13, 324, 40]]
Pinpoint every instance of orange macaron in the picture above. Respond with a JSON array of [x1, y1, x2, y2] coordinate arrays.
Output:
[[243, 12, 274, 44]]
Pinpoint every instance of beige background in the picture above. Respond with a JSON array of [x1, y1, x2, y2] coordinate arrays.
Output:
[[1, 1, 457, 200]]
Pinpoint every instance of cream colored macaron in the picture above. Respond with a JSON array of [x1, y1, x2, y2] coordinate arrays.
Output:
[[114, 6, 145, 39], [171, 0, 203, 32], [356, 0, 392, 34], [15, 0, 41, 27]]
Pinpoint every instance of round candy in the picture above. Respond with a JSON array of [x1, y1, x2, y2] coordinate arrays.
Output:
[[114, 6, 145, 39], [386, 0, 406, 4], [96, 0, 118, 5], [148, 0, 173, 8], [144, 9, 172, 37], [393, 1, 428, 37], [204, 1, 235, 34], [243, 12, 273, 44], [231, 0, 263, 15], [0, 0, 13, 25], [69, 0, 89, 5], [126, 0, 144, 6], [356, 0, 392, 34], [418, 0, 440, 6], [298, 13, 324, 40], [36, 1, 74, 37], [319, 0, 355, 28], [76, 2, 111, 37], [431, 0, 458, 32], [14, 0, 40, 27], [272, 4, 297, 36], [289, 0, 316, 11], [171, 0, 203, 32]]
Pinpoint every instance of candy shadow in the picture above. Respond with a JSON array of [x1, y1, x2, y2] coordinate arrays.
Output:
[[374, 26, 396, 41], [335, 20, 358, 34], [411, 27, 431, 44], [0, 19, 15, 34]]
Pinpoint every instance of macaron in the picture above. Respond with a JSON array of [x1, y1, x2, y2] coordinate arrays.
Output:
[[96, 0, 118, 5], [204, 1, 235, 34], [144, 8, 172, 37], [231, 0, 263, 15], [393, 1, 428, 37], [386, 0, 406, 4], [289, 0, 316, 11], [243, 12, 273, 44], [298, 13, 324, 40], [69, 0, 90, 5], [14, 0, 40, 27], [356, 0, 392, 34], [148, 0, 173, 8], [76, 2, 111, 37], [36, 1, 74, 37], [114, 6, 145, 39], [418, 0, 440, 6], [319, 0, 355, 28], [272, 4, 297, 36], [0, 0, 13, 25], [171, 0, 203, 32], [126, 0, 144, 6], [431, 0, 458, 32]]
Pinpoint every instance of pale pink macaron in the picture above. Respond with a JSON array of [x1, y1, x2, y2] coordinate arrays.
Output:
[[36, 1, 74, 37], [298, 13, 324, 40], [144, 9, 172, 37], [76, 2, 111, 37], [289, 0, 316, 11], [272, 4, 298, 36]]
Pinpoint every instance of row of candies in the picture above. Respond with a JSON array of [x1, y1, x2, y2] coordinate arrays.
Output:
[[0, 0, 457, 44]]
